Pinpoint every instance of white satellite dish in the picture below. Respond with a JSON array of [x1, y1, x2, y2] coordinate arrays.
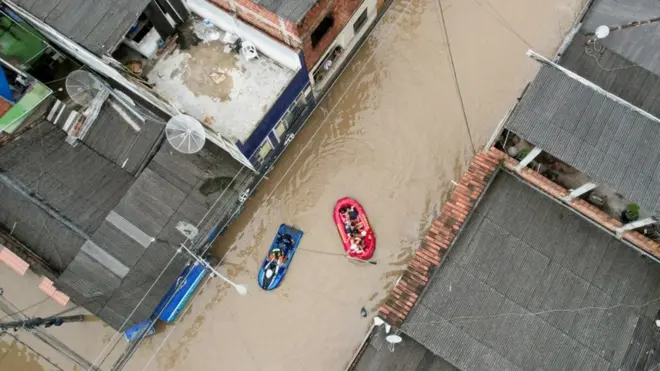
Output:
[[386, 334, 403, 352], [386, 334, 403, 344], [166, 115, 206, 154], [595, 25, 610, 39], [65, 70, 143, 132], [66, 70, 103, 106]]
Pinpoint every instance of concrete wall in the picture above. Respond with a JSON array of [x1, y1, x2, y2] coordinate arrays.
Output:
[[238, 55, 310, 160], [307, 0, 378, 86], [204, 0, 381, 70], [187, 0, 302, 70]]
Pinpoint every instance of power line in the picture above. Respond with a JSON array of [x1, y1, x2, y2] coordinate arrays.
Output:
[[435, 0, 477, 155], [0, 296, 50, 321], [401, 294, 660, 329], [471, 0, 533, 49], [89, 169, 253, 370], [0, 331, 65, 371], [136, 0, 420, 369]]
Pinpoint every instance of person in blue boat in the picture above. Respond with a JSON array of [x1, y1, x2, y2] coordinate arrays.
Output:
[[265, 233, 294, 278]]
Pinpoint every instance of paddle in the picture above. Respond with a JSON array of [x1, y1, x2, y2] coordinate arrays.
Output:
[[299, 248, 377, 265], [347, 256, 377, 265]]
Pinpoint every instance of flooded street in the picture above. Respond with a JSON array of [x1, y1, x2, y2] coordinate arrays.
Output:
[[122, 0, 584, 370]]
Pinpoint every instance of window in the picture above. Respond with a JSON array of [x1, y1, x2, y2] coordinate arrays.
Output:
[[353, 9, 368, 34], [255, 139, 273, 163], [274, 120, 287, 140], [311, 15, 334, 48]]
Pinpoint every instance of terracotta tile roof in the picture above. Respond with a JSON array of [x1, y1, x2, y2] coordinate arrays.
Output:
[[377, 149, 502, 328], [377, 147, 660, 329]]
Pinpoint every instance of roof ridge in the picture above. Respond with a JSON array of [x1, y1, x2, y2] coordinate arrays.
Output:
[[528, 49, 660, 126]]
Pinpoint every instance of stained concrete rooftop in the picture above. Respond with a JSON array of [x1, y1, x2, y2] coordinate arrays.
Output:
[[147, 20, 294, 143]]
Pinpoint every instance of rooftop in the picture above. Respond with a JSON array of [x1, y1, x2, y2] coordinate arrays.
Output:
[[250, 0, 318, 24], [147, 20, 295, 143], [355, 159, 660, 371], [353, 331, 458, 371], [55, 141, 248, 330], [579, 0, 660, 77], [0, 120, 134, 272], [350, 150, 660, 371], [504, 60, 660, 217], [401, 171, 660, 370], [81, 103, 165, 175], [10, 0, 150, 56], [558, 33, 660, 118]]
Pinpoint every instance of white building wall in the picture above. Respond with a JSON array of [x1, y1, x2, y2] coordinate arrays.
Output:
[[186, 0, 302, 71]]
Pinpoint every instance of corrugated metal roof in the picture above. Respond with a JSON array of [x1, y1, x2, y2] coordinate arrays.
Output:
[[580, 0, 660, 77], [11, 0, 151, 55], [0, 121, 133, 272], [505, 64, 660, 216], [251, 0, 318, 24], [56, 142, 248, 330], [82, 104, 165, 175], [352, 331, 460, 371], [400, 173, 660, 371], [559, 34, 660, 123]]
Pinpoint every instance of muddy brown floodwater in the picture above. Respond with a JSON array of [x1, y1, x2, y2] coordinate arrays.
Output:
[[123, 0, 585, 370]]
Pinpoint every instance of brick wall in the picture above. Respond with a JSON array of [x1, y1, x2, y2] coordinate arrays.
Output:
[[298, 0, 363, 70], [207, 0, 364, 70], [378, 150, 500, 327], [208, 0, 301, 47], [378, 148, 660, 328]]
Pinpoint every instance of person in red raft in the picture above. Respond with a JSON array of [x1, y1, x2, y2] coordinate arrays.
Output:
[[340, 206, 367, 255]]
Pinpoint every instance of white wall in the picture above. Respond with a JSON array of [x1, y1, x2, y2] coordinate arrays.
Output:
[[186, 0, 301, 71], [309, 0, 379, 77]]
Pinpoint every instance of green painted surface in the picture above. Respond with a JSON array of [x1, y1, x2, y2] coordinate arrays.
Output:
[[0, 81, 51, 133], [0, 16, 46, 67]]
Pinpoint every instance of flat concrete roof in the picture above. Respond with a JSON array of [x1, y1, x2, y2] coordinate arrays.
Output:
[[148, 20, 294, 143]]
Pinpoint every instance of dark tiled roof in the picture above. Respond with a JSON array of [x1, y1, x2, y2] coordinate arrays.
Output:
[[250, 0, 318, 23], [357, 148, 660, 371], [82, 104, 165, 175], [351, 329, 459, 371], [580, 0, 660, 77], [56, 143, 248, 330], [0, 121, 134, 271], [402, 171, 660, 371], [505, 63, 660, 216], [558, 34, 660, 118], [11, 0, 151, 55]]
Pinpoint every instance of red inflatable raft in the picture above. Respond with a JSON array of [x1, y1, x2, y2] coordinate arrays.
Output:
[[333, 197, 376, 260]]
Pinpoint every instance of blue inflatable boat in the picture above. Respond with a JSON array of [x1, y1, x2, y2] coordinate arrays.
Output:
[[257, 224, 303, 290]]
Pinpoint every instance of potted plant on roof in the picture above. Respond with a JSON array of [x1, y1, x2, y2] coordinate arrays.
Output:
[[621, 203, 640, 223]]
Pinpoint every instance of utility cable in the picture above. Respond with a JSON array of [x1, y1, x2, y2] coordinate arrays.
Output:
[[0, 296, 50, 321], [435, 0, 477, 155], [136, 0, 419, 369]]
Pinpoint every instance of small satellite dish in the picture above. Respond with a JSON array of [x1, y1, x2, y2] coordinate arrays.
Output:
[[373, 317, 384, 326], [66, 70, 103, 106], [166, 115, 206, 154], [595, 25, 610, 39], [386, 334, 403, 344]]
